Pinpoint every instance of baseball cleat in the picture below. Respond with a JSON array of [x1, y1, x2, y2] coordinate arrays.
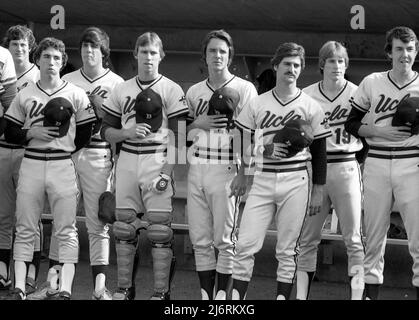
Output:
[[0, 275, 11, 291], [26, 281, 58, 300], [49, 291, 71, 300], [149, 291, 170, 300], [25, 277, 37, 295], [92, 287, 113, 300], [112, 287, 135, 300]]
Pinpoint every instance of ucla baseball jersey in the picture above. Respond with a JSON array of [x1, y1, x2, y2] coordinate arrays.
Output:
[[235, 89, 331, 170], [5, 80, 96, 152], [16, 64, 39, 93], [0, 46, 16, 101], [303, 81, 362, 153], [0, 47, 17, 146], [350, 71, 419, 147], [186, 76, 258, 162], [103, 75, 189, 145]]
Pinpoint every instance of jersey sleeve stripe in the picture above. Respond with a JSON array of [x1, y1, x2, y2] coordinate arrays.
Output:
[[4, 114, 24, 126], [102, 105, 121, 117], [314, 131, 333, 139], [350, 99, 368, 112], [0, 76, 17, 85], [235, 121, 255, 133], [76, 116, 97, 126], [168, 108, 189, 119]]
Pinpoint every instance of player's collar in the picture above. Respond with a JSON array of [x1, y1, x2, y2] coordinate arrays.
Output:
[[135, 74, 162, 91], [272, 88, 301, 106], [206, 75, 236, 92], [80, 68, 110, 83], [36, 79, 68, 97], [387, 70, 419, 90], [318, 80, 348, 102]]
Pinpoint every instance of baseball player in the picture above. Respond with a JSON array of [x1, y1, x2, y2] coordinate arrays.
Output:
[[1, 25, 42, 295], [186, 29, 257, 300], [3, 37, 96, 300], [296, 41, 365, 300], [0, 43, 17, 292], [229, 43, 331, 300], [101, 31, 188, 300], [345, 26, 419, 300], [35, 27, 123, 300]]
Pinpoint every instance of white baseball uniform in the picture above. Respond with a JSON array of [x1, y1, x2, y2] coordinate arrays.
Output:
[[186, 76, 257, 274], [103, 75, 189, 215], [232, 89, 331, 283], [350, 71, 419, 286], [46, 68, 123, 267], [298, 81, 364, 277], [0, 46, 18, 254], [5, 80, 96, 263]]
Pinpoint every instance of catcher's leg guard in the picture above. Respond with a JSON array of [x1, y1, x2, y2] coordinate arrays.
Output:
[[146, 210, 174, 300], [113, 209, 142, 293]]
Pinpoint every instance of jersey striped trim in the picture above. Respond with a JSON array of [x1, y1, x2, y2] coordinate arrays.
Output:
[[4, 114, 24, 126], [80, 68, 111, 83], [36, 80, 68, 97], [234, 120, 255, 134], [85, 137, 111, 149], [135, 75, 163, 91], [387, 71, 419, 90], [205, 76, 236, 92], [24, 148, 72, 161], [102, 105, 122, 118], [17, 64, 36, 80], [318, 81, 348, 103], [76, 116, 97, 126], [314, 131, 332, 139], [168, 108, 189, 119], [256, 159, 307, 173], [0, 76, 17, 86], [367, 145, 419, 159], [120, 141, 167, 155], [327, 151, 356, 163], [349, 96, 368, 113], [272, 89, 302, 106], [0, 141, 24, 149]]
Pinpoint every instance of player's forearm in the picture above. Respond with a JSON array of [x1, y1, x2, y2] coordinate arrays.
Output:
[[4, 119, 28, 145], [102, 127, 129, 144], [344, 107, 368, 138]]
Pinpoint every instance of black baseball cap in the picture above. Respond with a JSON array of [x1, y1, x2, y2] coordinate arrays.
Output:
[[43, 97, 74, 138], [273, 119, 314, 157], [208, 87, 240, 128], [392, 97, 419, 134], [135, 88, 163, 132]]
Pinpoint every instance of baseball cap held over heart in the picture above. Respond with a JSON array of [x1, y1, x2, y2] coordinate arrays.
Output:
[[43, 97, 74, 138], [135, 88, 163, 132]]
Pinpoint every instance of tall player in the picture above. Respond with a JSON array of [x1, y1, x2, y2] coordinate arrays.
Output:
[[2, 25, 41, 295], [186, 29, 257, 300], [3, 37, 96, 300], [229, 43, 331, 300], [101, 31, 188, 300], [296, 41, 365, 300], [0, 42, 17, 292], [345, 26, 419, 300], [38, 27, 123, 300]]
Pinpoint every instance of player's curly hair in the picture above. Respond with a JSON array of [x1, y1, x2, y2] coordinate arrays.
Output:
[[133, 32, 165, 60], [33, 37, 68, 71], [384, 26, 419, 56], [79, 27, 110, 68], [318, 41, 349, 74], [201, 29, 235, 67], [271, 42, 305, 70], [2, 25, 37, 52]]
